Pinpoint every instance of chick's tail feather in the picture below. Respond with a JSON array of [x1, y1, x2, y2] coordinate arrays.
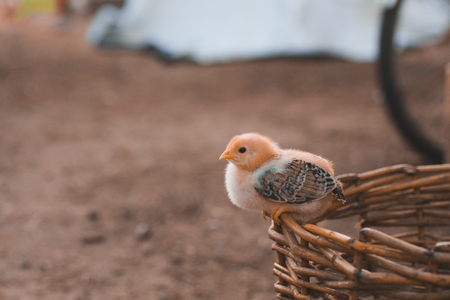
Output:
[[332, 183, 346, 203]]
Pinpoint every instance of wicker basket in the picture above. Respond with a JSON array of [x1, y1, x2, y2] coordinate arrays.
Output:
[[269, 164, 450, 300]]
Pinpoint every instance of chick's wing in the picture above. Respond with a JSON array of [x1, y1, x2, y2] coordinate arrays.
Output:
[[255, 159, 337, 204]]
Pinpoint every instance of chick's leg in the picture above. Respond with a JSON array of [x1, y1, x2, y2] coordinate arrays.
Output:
[[262, 210, 268, 220], [270, 207, 288, 225]]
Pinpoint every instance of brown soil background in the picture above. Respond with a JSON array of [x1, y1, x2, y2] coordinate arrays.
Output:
[[0, 18, 426, 300]]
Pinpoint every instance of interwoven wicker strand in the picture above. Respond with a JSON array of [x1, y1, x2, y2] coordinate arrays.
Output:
[[269, 164, 450, 300]]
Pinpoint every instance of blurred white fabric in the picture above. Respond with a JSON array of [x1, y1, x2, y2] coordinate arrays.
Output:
[[86, 0, 450, 63]]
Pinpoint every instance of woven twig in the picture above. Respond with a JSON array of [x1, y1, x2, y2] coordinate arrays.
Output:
[[269, 163, 450, 299]]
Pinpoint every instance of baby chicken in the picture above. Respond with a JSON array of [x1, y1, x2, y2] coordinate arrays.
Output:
[[219, 133, 345, 224]]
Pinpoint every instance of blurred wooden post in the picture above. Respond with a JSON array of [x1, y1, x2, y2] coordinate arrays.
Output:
[[445, 64, 450, 163]]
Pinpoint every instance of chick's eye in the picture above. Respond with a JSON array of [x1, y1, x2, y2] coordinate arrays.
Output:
[[238, 147, 246, 153]]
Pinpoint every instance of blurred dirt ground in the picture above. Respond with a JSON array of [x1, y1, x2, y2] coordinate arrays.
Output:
[[0, 17, 425, 300]]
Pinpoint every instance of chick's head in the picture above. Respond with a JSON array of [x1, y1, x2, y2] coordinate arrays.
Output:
[[219, 133, 280, 171]]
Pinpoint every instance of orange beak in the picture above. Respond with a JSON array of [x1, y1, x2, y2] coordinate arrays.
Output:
[[219, 149, 237, 160]]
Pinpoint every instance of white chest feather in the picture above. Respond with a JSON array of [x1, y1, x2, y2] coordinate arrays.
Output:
[[224, 155, 293, 211], [224, 163, 262, 210]]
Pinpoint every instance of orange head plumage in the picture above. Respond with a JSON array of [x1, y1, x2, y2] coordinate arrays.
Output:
[[219, 133, 281, 171]]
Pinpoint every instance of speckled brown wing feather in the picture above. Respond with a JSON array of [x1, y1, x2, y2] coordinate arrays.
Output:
[[255, 159, 343, 204]]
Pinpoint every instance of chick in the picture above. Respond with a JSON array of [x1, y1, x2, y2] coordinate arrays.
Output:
[[219, 133, 345, 224]]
